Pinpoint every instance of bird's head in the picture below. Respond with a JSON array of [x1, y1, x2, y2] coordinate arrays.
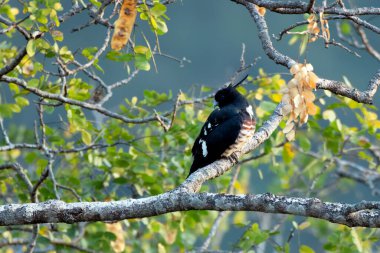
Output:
[[214, 74, 249, 108]]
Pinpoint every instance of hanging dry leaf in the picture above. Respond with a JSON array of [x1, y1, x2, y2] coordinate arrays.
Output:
[[306, 102, 318, 115], [307, 14, 320, 42], [281, 63, 319, 141], [111, 0, 137, 51], [319, 11, 330, 43]]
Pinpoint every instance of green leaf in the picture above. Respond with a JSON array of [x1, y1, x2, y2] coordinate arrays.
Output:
[[135, 55, 151, 71], [250, 223, 269, 245], [88, 0, 101, 8], [322, 110, 336, 122], [156, 19, 168, 34], [150, 16, 158, 29], [53, 3, 63, 11], [134, 45, 150, 54], [340, 21, 351, 35], [9, 83, 20, 94], [15, 97, 30, 107], [351, 228, 363, 252], [282, 143, 295, 164], [106, 51, 133, 62], [289, 35, 299, 46], [323, 242, 337, 251], [59, 46, 74, 62], [9, 104, 21, 113], [237, 223, 269, 250], [50, 9, 60, 27], [26, 40, 37, 57], [81, 130, 92, 145], [299, 245, 315, 253], [259, 101, 277, 112], [51, 30, 64, 41], [158, 243, 166, 253], [35, 38, 50, 49], [299, 34, 308, 55], [140, 12, 148, 20], [82, 47, 98, 59], [0, 104, 13, 117], [151, 3, 167, 16], [299, 136, 311, 151]]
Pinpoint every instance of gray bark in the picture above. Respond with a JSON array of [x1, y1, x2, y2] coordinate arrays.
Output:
[[1, 193, 380, 227]]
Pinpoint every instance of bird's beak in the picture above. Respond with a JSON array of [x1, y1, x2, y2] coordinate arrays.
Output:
[[213, 101, 219, 108]]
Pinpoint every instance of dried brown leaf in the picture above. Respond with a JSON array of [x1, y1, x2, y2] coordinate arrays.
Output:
[[283, 121, 295, 134], [255, 5, 266, 16], [307, 102, 318, 115], [286, 130, 296, 141], [303, 89, 315, 102]]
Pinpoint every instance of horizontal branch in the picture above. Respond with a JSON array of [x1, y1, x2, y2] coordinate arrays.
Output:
[[277, 15, 380, 42], [1, 192, 380, 227]]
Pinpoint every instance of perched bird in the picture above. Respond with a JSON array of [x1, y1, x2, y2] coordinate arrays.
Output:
[[189, 75, 256, 176]]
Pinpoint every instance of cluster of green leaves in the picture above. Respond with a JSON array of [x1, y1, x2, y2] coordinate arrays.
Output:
[[138, 2, 169, 36], [25, 1, 62, 27]]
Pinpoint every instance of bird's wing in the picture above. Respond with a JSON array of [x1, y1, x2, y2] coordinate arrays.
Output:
[[191, 107, 242, 160]]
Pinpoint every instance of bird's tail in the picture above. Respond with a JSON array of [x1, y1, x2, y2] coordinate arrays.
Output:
[[187, 159, 210, 178], [187, 163, 198, 178]]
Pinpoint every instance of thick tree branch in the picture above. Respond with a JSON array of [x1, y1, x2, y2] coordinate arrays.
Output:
[[1, 193, 380, 228]]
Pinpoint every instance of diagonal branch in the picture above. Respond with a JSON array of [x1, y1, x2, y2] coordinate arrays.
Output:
[[0, 75, 164, 124], [178, 103, 284, 193], [0, 47, 27, 77], [245, 2, 295, 68], [234, 1, 380, 104], [317, 69, 380, 104]]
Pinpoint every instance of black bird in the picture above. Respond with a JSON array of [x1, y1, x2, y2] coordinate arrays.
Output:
[[189, 76, 256, 176]]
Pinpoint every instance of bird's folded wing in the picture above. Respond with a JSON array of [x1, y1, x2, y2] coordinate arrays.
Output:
[[192, 109, 242, 159]]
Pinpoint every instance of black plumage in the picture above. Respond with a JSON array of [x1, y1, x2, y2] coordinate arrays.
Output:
[[189, 76, 256, 176]]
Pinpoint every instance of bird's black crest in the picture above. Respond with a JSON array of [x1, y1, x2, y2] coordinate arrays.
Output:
[[230, 74, 249, 88]]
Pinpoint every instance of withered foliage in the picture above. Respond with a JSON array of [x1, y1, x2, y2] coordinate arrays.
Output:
[[281, 63, 319, 141], [255, 5, 266, 16], [111, 0, 137, 51]]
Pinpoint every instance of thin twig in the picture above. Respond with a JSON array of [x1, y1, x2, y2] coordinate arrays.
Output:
[[0, 118, 10, 145], [57, 184, 82, 202], [26, 224, 39, 253]]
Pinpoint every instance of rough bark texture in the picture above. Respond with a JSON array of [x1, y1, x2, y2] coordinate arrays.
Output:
[[1, 193, 380, 227]]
